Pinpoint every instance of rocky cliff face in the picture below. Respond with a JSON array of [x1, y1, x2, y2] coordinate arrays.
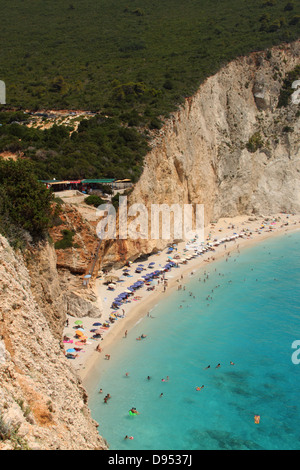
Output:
[[0, 236, 107, 450], [102, 40, 300, 265]]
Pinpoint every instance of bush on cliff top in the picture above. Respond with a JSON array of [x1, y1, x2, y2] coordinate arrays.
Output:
[[0, 159, 53, 246]]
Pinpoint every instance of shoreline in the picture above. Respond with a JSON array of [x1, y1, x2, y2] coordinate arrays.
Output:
[[62, 213, 300, 386]]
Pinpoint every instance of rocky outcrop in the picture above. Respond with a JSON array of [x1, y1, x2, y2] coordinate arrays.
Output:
[[101, 41, 300, 266], [0, 235, 107, 450], [65, 290, 102, 318], [25, 237, 103, 341], [49, 202, 99, 275]]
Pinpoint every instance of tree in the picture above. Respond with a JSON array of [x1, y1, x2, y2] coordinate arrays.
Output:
[[84, 194, 105, 207], [284, 2, 294, 11], [0, 159, 53, 240]]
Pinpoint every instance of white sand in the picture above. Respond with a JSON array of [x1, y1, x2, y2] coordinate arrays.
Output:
[[61, 213, 300, 383]]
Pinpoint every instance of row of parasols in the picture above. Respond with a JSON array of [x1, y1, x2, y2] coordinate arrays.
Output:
[[110, 261, 177, 309]]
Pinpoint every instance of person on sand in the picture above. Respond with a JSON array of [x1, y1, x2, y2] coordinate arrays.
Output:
[[105, 354, 111, 360], [124, 330, 128, 338]]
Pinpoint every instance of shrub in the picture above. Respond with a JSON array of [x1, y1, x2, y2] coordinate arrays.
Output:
[[282, 125, 294, 133], [54, 229, 75, 249], [246, 132, 264, 153], [0, 159, 53, 243], [289, 15, 300, 25], [284, 2, 294, 11], [84, 195, 105, 207]]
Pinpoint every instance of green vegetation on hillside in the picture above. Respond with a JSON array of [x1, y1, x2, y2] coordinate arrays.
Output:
[[54, 229, 76, 250], [0, 113, 149, 181], [0, 159, 53, 247], [1, 0, 299, 116], [0, 0, 299, 182]]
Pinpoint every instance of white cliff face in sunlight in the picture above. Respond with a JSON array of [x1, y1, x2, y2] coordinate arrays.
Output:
[[291, 80, 300, 105]]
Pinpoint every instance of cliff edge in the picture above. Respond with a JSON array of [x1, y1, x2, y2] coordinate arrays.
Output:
[[102, 40, 300, 265], [0, 235, 107, 450]]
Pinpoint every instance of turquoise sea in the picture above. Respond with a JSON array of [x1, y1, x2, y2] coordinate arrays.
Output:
[[87, 231, 300, 450]]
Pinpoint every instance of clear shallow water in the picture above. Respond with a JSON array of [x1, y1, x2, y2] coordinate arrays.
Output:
[[87, 231, 300, 450]]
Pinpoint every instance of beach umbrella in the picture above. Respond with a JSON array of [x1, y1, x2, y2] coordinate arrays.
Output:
[[75, 330, 85, 336], [74, 320, 83, 325], [66, 348, 76, 353], [93, 322, 102, 326]]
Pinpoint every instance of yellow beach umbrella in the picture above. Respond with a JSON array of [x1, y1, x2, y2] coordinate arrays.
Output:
[[75, 330, 85, 336]]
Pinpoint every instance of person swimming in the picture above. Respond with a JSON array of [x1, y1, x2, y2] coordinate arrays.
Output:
[[129, 407, 139, 415]]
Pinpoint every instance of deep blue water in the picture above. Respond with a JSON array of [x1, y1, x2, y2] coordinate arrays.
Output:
[[87, 231, 300, 450]]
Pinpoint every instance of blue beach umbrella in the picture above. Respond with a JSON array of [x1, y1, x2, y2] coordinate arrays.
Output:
[[66, 348, 76, 353]]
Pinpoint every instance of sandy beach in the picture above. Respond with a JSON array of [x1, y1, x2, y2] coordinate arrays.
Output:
[[62, 213, 300, 384]]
